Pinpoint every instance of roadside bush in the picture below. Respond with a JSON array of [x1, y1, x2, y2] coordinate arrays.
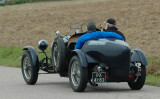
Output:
[[0, 0, 70, 6]]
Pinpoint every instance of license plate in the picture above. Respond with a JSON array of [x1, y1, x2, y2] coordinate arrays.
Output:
[[92, 72, 106, 83]]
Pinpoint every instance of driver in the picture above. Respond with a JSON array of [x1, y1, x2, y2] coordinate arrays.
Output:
[[75, 22, 125, 49], [86, 22, 97, 33]]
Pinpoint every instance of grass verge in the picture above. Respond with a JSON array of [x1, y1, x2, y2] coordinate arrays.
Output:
[[0, 45, 50, 67], [0, 46, 23, 67], [145, 75, 160, 87], [0, 45, 159, 86], [147, 57, 160, 76]]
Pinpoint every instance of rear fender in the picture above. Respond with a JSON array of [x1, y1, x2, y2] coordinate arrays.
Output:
[[23, 46, 39, 67], [131, 49, 148, 66], [71, 49, 88, 68]]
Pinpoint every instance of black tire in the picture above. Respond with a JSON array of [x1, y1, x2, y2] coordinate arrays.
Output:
[[69, 55, 88, 92], [21, 51, 39, 85], [51, 37, 67, 74], [128, 66, 146, 90]]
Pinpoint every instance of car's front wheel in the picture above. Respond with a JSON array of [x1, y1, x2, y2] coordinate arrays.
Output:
[[69, 55, 88, 92], [51, 37, 67, 76], [21, 51, 39, 85]]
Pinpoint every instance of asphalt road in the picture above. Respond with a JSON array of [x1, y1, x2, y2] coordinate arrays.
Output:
[[0, 66, 160, 99]]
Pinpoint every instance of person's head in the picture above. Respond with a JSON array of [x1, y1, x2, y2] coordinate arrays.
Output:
[[105, 18, 116, 29], [87, 22, 96, 33]]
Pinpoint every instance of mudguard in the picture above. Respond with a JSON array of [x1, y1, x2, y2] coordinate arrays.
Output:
[[131, 49, 148, 66], [23, 46, 39, 67], [71, 49, 88, 67]]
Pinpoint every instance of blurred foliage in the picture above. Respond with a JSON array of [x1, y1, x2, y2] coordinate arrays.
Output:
[[0, 0, 70, 6]]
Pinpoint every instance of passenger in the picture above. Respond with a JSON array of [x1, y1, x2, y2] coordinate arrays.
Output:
[[104, 18, 126, 41], [75, 22, 125, 49], [86, 22, 101, 32]]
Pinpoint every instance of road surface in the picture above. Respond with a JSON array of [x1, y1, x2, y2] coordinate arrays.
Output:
[[0, 66, 160, 99]]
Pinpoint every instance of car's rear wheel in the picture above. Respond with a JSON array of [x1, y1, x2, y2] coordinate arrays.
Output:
[[128, 66, 146, 90], [21, 51, 39, 85], [69, 55, 88, 92]]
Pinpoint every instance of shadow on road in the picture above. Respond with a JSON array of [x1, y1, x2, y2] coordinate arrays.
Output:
[[86, 85, 134, 93], [35, 81, 141, 93]]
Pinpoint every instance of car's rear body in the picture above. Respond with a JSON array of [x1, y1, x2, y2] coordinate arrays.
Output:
[[81, 39, 131, 82]]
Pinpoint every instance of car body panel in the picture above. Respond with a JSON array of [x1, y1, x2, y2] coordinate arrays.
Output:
[[131, 49, 148, 66]]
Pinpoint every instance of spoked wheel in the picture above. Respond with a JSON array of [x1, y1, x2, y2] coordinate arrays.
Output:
[[51, 37, 66, 76], [69, 56, 88, 92], [128, 66, 146, 90], [71, 61, 81, 87], [21, 51, 39, 85], [23, 56, 31, 80], [53, 44, 59, 68]]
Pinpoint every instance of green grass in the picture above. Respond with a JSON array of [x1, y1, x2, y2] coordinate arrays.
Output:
[[147, 57, 160, 77], [0, 45, 50, 67], [0, 46, 23, 67], [145, 75, 160, 87], [148, 56, 159, 65]]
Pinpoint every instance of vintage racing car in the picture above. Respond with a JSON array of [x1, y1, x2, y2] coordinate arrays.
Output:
[[21, 23, 148, 92]]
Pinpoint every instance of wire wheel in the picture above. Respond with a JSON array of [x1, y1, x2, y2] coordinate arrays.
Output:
[[53, 44, 59, 67], [71, 61, 81, 86], [69, 55, 88, 92], [21, 51, 39, 85], [51, 37, 66, 74], [23, 56, 31, 80]]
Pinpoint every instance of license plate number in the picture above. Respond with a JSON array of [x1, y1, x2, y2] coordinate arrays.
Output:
[[92, 72, 106, 83]]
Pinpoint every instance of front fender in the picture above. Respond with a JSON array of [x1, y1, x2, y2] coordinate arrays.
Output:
[[71, 49, 88, 67], [23, 46, 39, 67], [131, 49, 148, 66]]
